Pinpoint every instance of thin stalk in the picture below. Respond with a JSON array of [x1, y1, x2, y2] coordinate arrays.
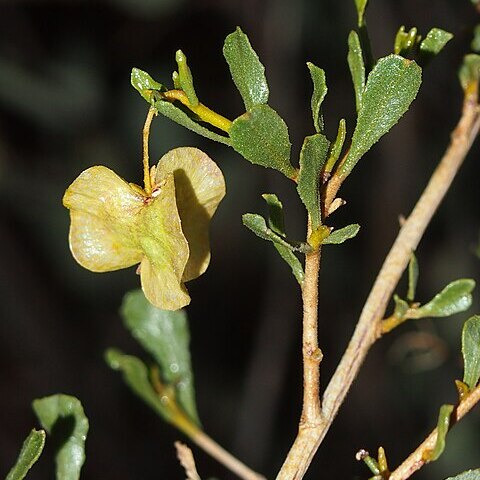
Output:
[[143, 106, 156, 196], [191, 430, 266, 480], [163, 90, 232, 132], [276, 218, 323, 480], [275, 84, 480, 479], [389, 383, 480, 480]]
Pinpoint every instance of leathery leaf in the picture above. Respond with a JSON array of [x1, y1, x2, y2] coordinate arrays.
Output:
[[223, 27, 269, 110], [340, 55, 422, 178], [229, 104, 296, 178]]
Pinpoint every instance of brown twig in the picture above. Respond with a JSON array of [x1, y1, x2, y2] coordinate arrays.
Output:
[[276, 218, 323, 480], [175, 441, 202, 480], [191, 430, 266, 480], [389, 383, 480, 480], [275, 84, 480, 479]]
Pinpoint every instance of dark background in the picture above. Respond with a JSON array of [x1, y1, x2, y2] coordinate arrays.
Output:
[[1, 0, 479, 479]]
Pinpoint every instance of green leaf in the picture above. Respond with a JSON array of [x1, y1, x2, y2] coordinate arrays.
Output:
[[340, 55, 422, 178], [175, 50, 199, 106], [445, 469, 480, 480], [120, 289, 200, 425], [325, 118, 346, 173], [242, 213, 299, 251], [105, 348, 173, 422], [354, 0, 369, 26], [297, 134, 330, 229], [419, 28, 453, 65], [262, 194, 304, 285], [462, 315, 480, 389], [131, 67, 164, 102], [223, 27, 269, 110], [229, 104, 295, 178], [348, 31, 365, 112], [429, 404, 454, 461], [262, 193, 285, 235], [407, 253, 419, 302], [459, 54, 480, 91], [323, 224, 360, 245], [307, 62, 327, 133], [394, 26, 421, 57], [6, 430, 46, 480], [32, 395, 89, 480], [412, 279, 475, 319], [153, 99, 231, 145]]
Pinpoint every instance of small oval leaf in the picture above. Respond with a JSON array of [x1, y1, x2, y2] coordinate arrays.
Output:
[[223, 27, 269, 110], [120, 289, 200, 425], [6, 430, 46, 480], [419, 28, 453, 65], [413, 279, 475, 319], [230, 104, 295, 178], [131, 67, 164, 102], [297, 134, 330, 229], [32, 395, 89, 480], [340, 55, 422, 178], [459, 54, 480, 92], [323, 224, 360, 245], [462, 315, 480, 390], [307, 62, 328, 133]]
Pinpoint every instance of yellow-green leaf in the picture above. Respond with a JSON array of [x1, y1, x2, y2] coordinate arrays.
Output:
[[354, 0, 369, 26], [6, 430, 45, 480], [175, 50, 199, 106], [131, 67, 164, 103]]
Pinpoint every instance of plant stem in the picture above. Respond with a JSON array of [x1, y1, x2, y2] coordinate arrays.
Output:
[[276, 84, 480, 479], [191, 430, 266, 480], [389, 383, 480, 480], [163, 90, 232, 132], [276, 217, 323, 480], [143, 106, 156, 195], [321, 85, 480, 423]]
